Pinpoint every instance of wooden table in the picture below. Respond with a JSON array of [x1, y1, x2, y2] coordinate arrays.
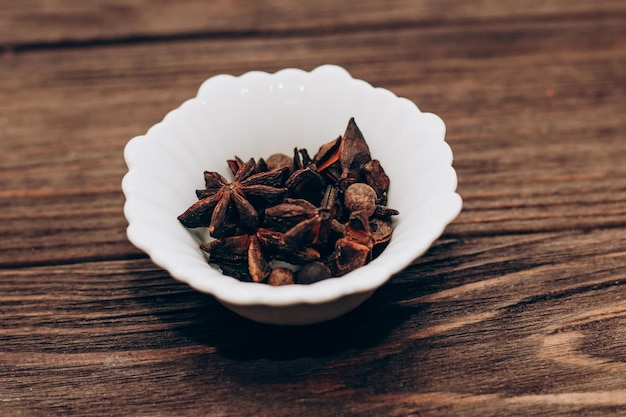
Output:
[[2, 1, 626, 415]]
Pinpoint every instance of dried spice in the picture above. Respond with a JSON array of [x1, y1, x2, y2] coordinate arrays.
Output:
[[179, 118, 398, 285], [177, 158, 288, 238], [285, 148, 326, 205], [268, 267, 296, 286], [264, 186, 339, 253], [343, 183, 377, 218], [296, 262, 332, 284]]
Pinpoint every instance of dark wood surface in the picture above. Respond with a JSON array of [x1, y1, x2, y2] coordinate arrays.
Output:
[[2, 1, 626, 416]]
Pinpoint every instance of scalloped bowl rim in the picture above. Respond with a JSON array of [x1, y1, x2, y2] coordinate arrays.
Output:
[[122, 64, 462, 308]]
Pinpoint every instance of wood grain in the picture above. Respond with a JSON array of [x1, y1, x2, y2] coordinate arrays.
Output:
[[1, 1, 626, 416], [2, 0, 625, 46], [1, 13, 625, 265], [1, 229, 625, 416]]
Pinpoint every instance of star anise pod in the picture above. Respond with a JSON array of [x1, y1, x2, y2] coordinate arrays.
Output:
[[362, 159, 391, 205], [313, 135, 342, 183], [331, 211, 374, 276], [313, 117, 372, 190], [265, 199, 327, 250], [285, 148, 326, 205], [177, 158, 288, 238], [255, 228, 321, 265], [330, 209, 395, 276], [201, 228, 320, 282], [200, 234, 270, 283], [263, 198, 319, 233], [264, 185, 339, 252], [226, 156, 268, 176], [339, 117, 372, 187]]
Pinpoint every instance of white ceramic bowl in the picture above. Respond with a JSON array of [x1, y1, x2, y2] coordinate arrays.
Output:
[[122, 65, 461, 325]]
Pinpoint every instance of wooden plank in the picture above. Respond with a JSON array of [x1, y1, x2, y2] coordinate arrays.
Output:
[[2, 0, 626, 46], [1, 229, 625, 415], [1, 14, 625, 265], [4, 2, 625, 416]]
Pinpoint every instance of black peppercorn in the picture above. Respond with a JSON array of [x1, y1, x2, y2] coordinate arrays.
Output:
[[296, 261, 332, 285]]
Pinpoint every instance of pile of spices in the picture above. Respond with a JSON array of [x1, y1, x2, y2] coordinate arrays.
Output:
[[178, 118, 398, 285]]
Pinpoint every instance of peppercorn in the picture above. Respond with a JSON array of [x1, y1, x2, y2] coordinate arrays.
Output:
[[296, 261, 332, 285], [266, 153, 294, 174], [344, 183, 377, 218], [268, 267, 295, 286]]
